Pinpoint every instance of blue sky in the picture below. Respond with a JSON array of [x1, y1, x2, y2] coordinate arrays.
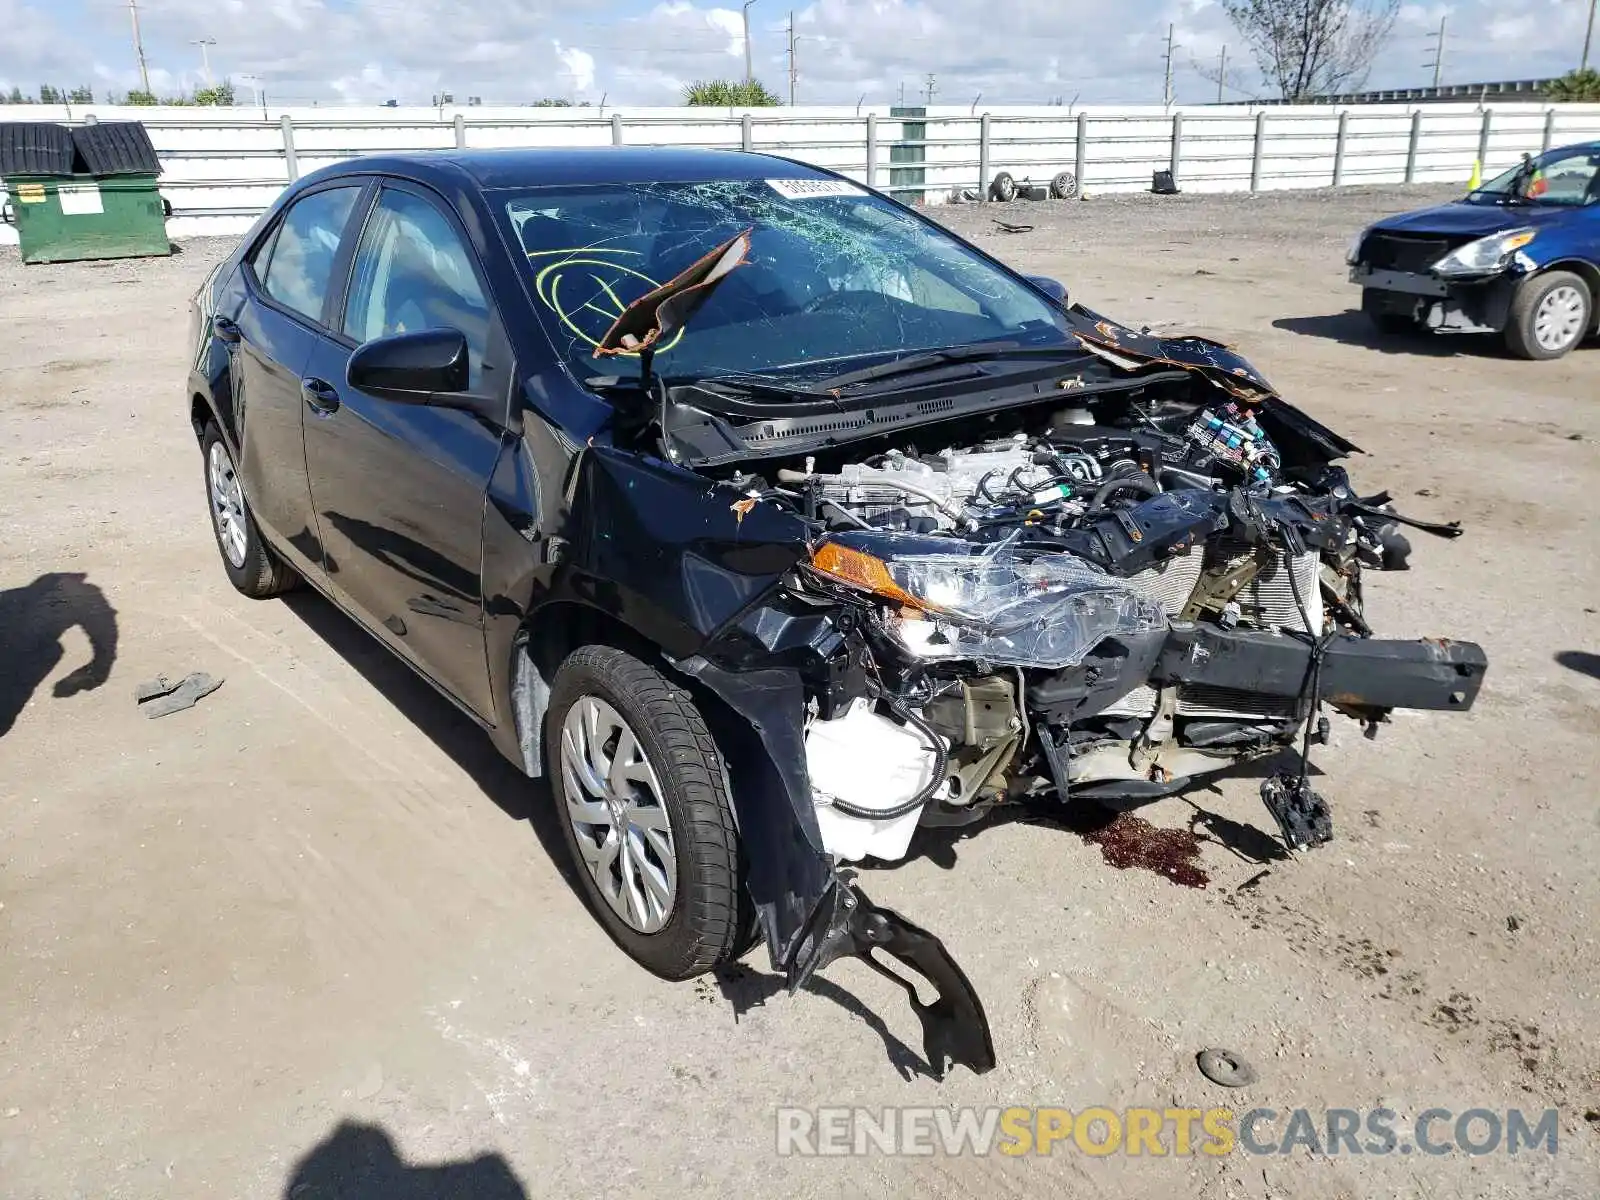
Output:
[[0, 0, 1589, 107]]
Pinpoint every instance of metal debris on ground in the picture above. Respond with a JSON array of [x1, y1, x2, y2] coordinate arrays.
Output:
[[135, 672, 223, 718], [991, 218, 1033, 234], [1196, 1047, 1258, 1087]]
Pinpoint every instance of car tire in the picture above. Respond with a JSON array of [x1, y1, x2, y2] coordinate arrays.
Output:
[[201, 422, 298, 598], [1505, 271, 1591, 360], [989, 172, 1018, 203], [547, 645, 745, 980], [1049, 171, 1078, 200], [1361, 288, 1417, 335]]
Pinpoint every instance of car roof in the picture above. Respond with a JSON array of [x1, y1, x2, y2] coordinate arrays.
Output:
[[307, 146, 837, 192]]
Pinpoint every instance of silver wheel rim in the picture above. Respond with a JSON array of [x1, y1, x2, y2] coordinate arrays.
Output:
[[1533, 285, 1586, 352], [561, 695, 677, 934], [208, 441, 248, 569]]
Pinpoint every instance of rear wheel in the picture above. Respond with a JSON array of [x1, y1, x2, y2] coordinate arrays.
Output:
[[201, 422, 297, 598], [547, 646, 745, 980], [1362, 287, 1418, 335], [1505, 271, 1591, 360]]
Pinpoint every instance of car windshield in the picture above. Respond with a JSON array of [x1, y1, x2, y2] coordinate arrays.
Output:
[[501, 178, 1071, 385], [1472, 147, 1600, 207]]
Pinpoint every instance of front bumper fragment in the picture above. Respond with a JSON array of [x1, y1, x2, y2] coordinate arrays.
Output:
[[1152, 626, 1488, 713], [789, 879, 997, 1078]]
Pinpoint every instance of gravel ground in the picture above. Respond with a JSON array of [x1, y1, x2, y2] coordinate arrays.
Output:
[[2, 184, 1598, 1199]]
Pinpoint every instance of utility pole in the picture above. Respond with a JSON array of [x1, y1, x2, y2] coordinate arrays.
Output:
[[1583, 0, 1596, 72], [898, 80, 906, 106], [924, 73, 937, 106], [742, 0, 756, 84], [127, 0, 151, 95], [192, 37, 217, 86], [1162, 23, 1179, 107], [1217, 44, 1227, 104], [1424, 15, 1446, 88], [784, 11, 796, 105]]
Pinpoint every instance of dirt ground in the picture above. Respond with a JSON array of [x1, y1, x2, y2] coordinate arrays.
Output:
[[2, 183, 1597, 1199]]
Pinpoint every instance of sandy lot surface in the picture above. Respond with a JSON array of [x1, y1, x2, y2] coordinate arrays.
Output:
[[2, 184, 1597, 1199]]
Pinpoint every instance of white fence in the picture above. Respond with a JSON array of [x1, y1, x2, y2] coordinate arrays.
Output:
[[4, 101, 1600, 245]]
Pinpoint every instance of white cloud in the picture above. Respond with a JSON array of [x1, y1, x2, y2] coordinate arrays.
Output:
[[0, 0, 1585, 106], [555, 43, 597, 94]]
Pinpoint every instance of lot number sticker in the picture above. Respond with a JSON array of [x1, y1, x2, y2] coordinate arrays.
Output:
[[767, 178, 864, 200]]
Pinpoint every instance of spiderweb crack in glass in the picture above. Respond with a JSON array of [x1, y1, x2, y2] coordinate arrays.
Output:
[[503, 178, 1064, 384]]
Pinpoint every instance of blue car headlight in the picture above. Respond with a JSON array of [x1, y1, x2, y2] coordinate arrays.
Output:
[[1432, 228, 1537, 278]]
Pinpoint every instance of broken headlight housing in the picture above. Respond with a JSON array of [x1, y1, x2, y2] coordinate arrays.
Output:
[[808, 535, 1165, 669], [1431, 227, 1537, 278]]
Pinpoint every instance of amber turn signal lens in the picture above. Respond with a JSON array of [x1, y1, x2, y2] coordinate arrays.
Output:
[[808, 542, 924, 609]]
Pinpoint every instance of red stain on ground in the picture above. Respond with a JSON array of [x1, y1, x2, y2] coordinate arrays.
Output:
[[1074, 811, 1209, 889]]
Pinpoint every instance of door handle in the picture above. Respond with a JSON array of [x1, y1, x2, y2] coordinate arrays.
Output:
[[212, 315, 241, 343], [301, 377, 341, 415]]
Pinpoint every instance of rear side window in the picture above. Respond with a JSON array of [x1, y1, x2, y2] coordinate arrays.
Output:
[[259, 186, 362, 324], [343, 188, 491, 387]]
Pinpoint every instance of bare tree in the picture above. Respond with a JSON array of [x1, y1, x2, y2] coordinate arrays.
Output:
[[1221, 0, 1399, 101]]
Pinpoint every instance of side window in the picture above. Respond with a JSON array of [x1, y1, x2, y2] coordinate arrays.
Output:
[[248, 220, 283, 282], [260, 185, 362, 324], [343, 188, 491, 389]]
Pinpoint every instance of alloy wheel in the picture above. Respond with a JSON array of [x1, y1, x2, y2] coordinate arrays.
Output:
[[208, 440, 248, 569], [560, 695, 677, 934]]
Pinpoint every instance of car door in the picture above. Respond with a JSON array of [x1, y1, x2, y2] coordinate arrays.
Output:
[[301, 179, 509, 718], [229, 182, 366, 568]]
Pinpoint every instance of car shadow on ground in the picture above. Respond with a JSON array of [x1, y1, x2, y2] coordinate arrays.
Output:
[[1272, 311, 1503, 357], [1555, 650, 1600, 681], [283, 1120, 527, 1199], [0, 571, 118, 739], [278, 590, 582, 895]]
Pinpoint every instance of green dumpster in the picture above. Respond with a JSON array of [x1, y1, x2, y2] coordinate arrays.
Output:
[[1, 120, 171, 264]]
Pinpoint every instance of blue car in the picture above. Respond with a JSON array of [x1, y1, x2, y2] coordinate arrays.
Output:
[[1348, 141, 1600, 359]]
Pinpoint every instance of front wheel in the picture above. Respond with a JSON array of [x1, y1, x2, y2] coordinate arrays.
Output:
[[1505, 271, 1591, 360], [547, 646, 745, 980]]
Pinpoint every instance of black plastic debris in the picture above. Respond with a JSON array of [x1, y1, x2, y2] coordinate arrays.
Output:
[[1152, 169, 1180, 195], [0, 122, 76, 176], [1197, 1048, 1258, 1087], [992, 218, 1033, 234], [135, 673, 223, 718]]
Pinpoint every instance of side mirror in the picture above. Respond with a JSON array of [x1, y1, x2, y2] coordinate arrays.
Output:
[[348, 328, 469, 400], [1025, 275, 1070, 307]]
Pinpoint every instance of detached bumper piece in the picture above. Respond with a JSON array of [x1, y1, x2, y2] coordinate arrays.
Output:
[[1152, 627, 1487, 714], [788, 881, 996, 1079]]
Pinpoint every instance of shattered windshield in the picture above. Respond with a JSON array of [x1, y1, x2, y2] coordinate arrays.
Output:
[[501, 178, 1070, 384], [1471, 148, 1600, 207]]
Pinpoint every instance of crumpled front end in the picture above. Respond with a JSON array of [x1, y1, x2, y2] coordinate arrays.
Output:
[[660, 350, 1488, 1077]]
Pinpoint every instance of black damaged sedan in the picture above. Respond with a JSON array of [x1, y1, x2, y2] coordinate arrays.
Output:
[[188, 148, 1486, 1076]]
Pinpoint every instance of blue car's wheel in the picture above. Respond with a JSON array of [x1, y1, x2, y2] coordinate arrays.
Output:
[[1506, 271, 1591, 360]]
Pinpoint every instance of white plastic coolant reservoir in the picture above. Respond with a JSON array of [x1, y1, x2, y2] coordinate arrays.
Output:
[[806, 699, 942, 863]]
